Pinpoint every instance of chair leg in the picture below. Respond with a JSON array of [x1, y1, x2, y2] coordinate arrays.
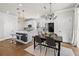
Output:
[[54, 46, 57, 56], [34, 40, 35, 50], [34, 43, 36, 51], [54, 49, 56, 56], [45, 47, 47, 56], [40, 45, 42, 53]]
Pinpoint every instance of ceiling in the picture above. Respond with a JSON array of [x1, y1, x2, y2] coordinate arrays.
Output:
[[0, 3, 76, 18]]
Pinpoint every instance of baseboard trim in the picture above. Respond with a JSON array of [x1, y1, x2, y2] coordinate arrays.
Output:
[[0, 36, 11, 41], [62, 42, 72, 45]]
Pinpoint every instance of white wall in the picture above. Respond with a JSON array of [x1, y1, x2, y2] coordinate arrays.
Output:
[[0, 12, 4, 38], [55, 8, 74, 43], [0, 12, 18, 38], [3, 13, 18, 37]]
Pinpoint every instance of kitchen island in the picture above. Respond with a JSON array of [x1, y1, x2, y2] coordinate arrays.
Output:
[[16, 30, 38, 44]]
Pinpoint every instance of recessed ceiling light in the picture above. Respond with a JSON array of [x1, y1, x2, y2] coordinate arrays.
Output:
[[18, 3, 23, 7]]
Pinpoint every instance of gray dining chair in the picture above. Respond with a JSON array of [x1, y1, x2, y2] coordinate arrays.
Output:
[[34, 35, 46, 53], [45, 37, 57, 56]]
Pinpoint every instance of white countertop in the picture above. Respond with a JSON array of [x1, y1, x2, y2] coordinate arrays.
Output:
[[16, 30, 31, 33]]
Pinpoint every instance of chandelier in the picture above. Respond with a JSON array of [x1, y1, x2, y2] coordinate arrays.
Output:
[[17, 7, 25, 21], [41, 3, 57, 20]]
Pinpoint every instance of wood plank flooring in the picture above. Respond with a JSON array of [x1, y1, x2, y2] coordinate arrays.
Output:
[[0, 39, 33, 56], [0, 39, 79, 56]]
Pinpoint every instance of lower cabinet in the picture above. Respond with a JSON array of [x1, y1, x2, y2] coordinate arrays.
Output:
[[16, 33, 27, 42]]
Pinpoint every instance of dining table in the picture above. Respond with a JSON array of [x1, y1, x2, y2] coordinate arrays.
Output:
[[33, 33, 63, 56]]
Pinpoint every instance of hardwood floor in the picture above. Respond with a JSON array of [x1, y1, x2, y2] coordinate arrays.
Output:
[[0, 39, 79, 56], [0, 39, 33, 56]]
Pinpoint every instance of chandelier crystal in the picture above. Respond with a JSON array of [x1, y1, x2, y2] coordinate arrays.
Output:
[[41, 3, 57, 20]]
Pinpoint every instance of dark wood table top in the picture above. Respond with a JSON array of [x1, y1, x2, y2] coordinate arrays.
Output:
[[41, 36, 62, 42], [33, 32, 63, 42]]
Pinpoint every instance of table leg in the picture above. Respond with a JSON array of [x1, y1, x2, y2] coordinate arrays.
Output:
[[34, 38, 35, 50], [58, 42, 61, 56]]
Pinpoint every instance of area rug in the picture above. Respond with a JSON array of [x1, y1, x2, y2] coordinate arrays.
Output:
[[24, 45, 74, 56]]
